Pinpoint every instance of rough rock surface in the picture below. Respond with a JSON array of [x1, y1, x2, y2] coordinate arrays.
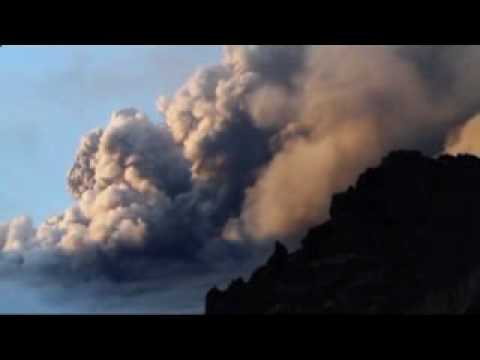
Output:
[[206, 151, 480, 314]]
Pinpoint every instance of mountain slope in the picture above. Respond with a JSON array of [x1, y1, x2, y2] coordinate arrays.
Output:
[[206, 151, 480, 314]]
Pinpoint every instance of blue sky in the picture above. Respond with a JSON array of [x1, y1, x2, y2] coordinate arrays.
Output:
[[0, 45, 222, 225]]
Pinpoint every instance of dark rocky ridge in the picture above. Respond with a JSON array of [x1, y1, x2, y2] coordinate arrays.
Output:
[[206, 151, 480, 314]]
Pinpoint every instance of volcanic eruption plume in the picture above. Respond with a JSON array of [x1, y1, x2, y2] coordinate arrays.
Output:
[[3, 45, 480, 312]]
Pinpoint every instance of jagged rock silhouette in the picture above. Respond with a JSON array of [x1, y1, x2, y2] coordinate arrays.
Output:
[[206, 151, 480, 314]]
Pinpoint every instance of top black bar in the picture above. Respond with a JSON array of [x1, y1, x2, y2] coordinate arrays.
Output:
[[1, 4, 479, 44]]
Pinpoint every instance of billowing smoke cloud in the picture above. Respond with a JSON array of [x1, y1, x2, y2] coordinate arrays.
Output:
[[160, 45, 480, 243], [3, 45, 480, 312], [5, 110, 191, 256]]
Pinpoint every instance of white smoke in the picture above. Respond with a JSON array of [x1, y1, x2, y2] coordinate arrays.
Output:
[[0, 109, 191, 263]]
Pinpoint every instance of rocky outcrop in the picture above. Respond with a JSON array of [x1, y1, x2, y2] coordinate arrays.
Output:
[[206, 151, 480, 314]]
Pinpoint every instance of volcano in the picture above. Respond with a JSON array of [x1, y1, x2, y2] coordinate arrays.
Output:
[[206, 151, 480, 314]]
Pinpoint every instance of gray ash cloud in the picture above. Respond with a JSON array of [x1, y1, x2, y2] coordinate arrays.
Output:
[[3, 46, 480, 312]]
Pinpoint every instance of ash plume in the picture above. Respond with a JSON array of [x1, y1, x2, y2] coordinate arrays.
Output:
[[161, 45, 480, 243], [3, 45, 480, 312]]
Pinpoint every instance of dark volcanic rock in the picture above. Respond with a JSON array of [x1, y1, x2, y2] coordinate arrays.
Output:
[[206, 151, 480, 314]]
